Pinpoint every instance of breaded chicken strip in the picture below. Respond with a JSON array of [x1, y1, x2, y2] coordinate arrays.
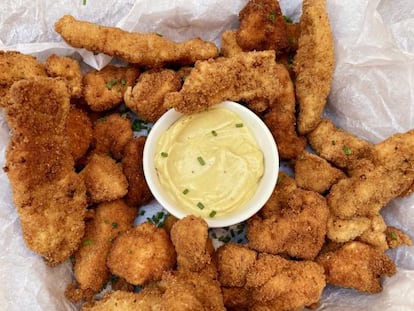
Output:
[[66, 106, 93, 162], [124, 68, 181, 122], [385, 226, 413, 249], [236, 0, 289, 55], [164, 51, 282, 114], [122, 137, 153, 207], [220, 30, 243, 57], [307, 118, 376, 171], [247, 187, 329, 259], [294, 151, 346, 193], [0, 51, 47, 106], [55, 15, 219, 68], [80, 154, 128, 204], [66, 200, 137, 302], [44, 54, 82, 97], [316, 241, 396, 293], [294, 0, 334, 134], [107, 222, 176, 285], [3, 78, 86, 265], [83, 65, 139, 112], [92, 113, 133, 160]]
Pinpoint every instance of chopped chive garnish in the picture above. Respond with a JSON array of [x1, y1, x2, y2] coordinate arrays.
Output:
[[82, 0, 87, 5], [235, 123, 244, 128], [268, 11, 276, 21], [299, 153, 305, 160], [156, 33, 163, 37], [139, 210, 146, 216], [83, 239, 92, 246], [237, 238, 243, 243], [209, 210, 217, 218], [389, 232, 398, 240], [331, 140, 336, 145], [342, 145, 353, 156], [211, 232, 217, 239], [183, 188, 189, 195], [197, 156, 206, 166], [120, 79, 126, 85], [218, 235, 231, 243], [161, 152, 168, 157], [116, 87, 121, 93], [283, 15, 293, 23], [197, 202, 205, 210], [105, 79, 118, 90], [111, 222, 118, 229], [108, 237, 114, 243], [211, 130, 218, 136]]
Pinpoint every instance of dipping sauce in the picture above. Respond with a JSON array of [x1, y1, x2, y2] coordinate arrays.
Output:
[[154, 108, 264, 218]]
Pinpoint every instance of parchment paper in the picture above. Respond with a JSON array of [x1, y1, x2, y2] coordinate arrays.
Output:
[[0, 0, 413, 310]]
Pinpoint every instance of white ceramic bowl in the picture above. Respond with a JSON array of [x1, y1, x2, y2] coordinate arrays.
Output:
[[143, 101, 279, 228]]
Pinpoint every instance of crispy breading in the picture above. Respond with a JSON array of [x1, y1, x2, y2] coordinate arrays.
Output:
[[358, 214, 388, 251], [66, 106, 93, 162], [307, 118, 376, 171], [83, 65, 139, 112], [294, 151, 346, 193], [316, 241, 396, 293], [236, 0, 289, 55], [55, 15, 219, 68], [220, 30, 243, 57], [221, 287, 250, 311], [107, 222, 176, 285], [245, 254, 325, 311], [44, 54, 83, 97], [247, 188, 329, 259], [294, 0, 334, 134], [3, 78, 86, 265], [122, 137, 153, 207], [385, 226, 413, 249], [326, 215, 371, 243], [66, 200, 137, 301], [80, 153, 128, 204], [81, 288, 164, 311], [124, 68, 181, 122], [164, 51, 282, 114], [92, 113, 133, 160], [216, 243, 257, 287]]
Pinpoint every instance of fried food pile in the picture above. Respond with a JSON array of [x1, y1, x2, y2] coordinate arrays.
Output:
[[1, 0, 413, 310]]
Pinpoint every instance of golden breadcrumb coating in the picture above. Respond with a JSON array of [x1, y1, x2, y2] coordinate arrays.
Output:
[[327, 215, 371, 243], [4, 77, 86, 265], [294, 151, 346, 193], [80, 153, 128, 204], [66, 106, 93, 161], [220, 30, 243, 57], [236, 0, 289, 55], [358, 214, 388, 251], [124, 68, 181, 122], [316, 241, 396, 293], [294, 0, 334, 134], [83, 65, 139, 112], [385, 226, 413, 249], [222, 287, 250, 311], [107, 222, 176, 285], [55, 15, 219, 68], [44, 54, 83, 97]]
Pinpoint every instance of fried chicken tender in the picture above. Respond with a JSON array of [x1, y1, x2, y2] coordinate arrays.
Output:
[[294, 151, 346, 193], [385, 226, 413, 249], [247, 187, 329, 259], [122, 137, 153, 207], [124, 68, 181, 122], [221, 287, 250, 311], [326, 215, 371, 243], [55, 15, 219, 68], [92, 113, 133, 160], [80, 154, 128, 204], [236, 0, 289, 55], [307, 118, 376, 171], [3, 78, 86, 265], [245, 254, 326, 311], [164, 50, 282, 114], [66, 106, 93, 162], [0, 51, 47, 106], [83, 65, 139, 112], [316, 241, 396, 293], [294, 0, 334, 134], [107, 222, 176, 285], [44, 54, 82, 97], [66, 200, 137, 301], [220, 30, 243, 57]]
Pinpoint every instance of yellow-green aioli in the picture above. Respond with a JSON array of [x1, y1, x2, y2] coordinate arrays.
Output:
[[154, 108, 264, 218]]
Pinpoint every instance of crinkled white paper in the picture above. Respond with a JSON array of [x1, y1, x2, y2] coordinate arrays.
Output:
[[0, 0, 413, 310]]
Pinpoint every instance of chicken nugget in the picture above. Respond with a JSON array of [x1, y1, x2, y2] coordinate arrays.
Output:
[[358, 214, 388, 251], [294, 0, 334, 134], [122, 137, 153, 207], [80, 153, 128, 203], [44, 54, 82, 97], [247, 188, 329, 259], [83, 65, 139, 112], [385, 226, 413, 249], [220, 30, 243, 57], [107, 222, 176, 285], [316, 241, 396, 293], [294, 151, 346, 193], [221, 287, 250, 311], [66, 200, 137, 301], [66, 106, 93, 162], [124, 68, 181, 122], [55, 15, 219, 68], [92, 113, 133, 160], [326, 215, 371, 243], [236, 0, 289, 55]]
